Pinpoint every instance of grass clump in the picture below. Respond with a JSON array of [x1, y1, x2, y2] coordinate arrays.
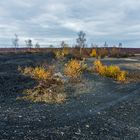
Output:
[[93, 60, 127, 82]]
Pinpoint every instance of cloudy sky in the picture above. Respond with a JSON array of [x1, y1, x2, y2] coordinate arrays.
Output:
[[0, 0, 140, 48]]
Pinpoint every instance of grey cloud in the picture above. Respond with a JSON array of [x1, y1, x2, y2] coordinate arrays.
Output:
[[0, 0, 140, 47]]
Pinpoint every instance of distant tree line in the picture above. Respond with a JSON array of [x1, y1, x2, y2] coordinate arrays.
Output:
[[12, 32, 123, 52]]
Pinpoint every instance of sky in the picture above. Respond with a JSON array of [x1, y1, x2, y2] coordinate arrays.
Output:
[[0, 0, 140, 48]]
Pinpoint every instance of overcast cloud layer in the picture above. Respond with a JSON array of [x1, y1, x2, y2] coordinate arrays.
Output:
[[0, 0, 140, 47]]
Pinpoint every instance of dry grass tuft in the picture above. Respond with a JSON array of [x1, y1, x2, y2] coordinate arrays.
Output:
[[21, 83, 66, 104]]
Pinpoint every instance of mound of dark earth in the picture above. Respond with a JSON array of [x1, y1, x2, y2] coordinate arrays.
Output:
[[0, 53, 140, 140]]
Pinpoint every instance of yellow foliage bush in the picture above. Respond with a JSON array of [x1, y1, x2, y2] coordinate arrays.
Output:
[[64, 59, 85, 78], [33, 67, 52, 80], [90, 49, 97, 57], [104, 65, 121, 78], [18, 66, 66, 104], [62, 47, 69, 56], [55, 48, 69, 59], [117, 71, 127, 82], [93, 60, 127, 82], [94, 60, 105, 75], [56, 50, 64, 59], [20, 66, 53, 81]]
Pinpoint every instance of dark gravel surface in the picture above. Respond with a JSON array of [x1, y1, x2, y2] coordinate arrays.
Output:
[[0, 53, 140, 140]]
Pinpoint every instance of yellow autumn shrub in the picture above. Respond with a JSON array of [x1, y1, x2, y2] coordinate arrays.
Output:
[[56, 50, 64, 59], [62, 47, 69, 56], [94, 60, 105, 75], [18, 66, 66, 104], [55, 48, 69, 59], [64, 59, 84, 78], [104, 65, 121, 78], [90, 49, 97, 57], [20, 66, 53, 81], [32, 67, 52, 80], [93, 60, 127, 82], [117, 71, 127, 82]]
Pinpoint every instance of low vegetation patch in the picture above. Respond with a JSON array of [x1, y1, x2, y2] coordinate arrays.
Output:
[[21, 82, 66, 104], [18, 66, 66, 104], [17, 57, 129, 104], [19, 66, 53, 81], [18, 59, 88, 104], [55, 47, 69, 59], [64, 59, 87, 79], [93, 60, 127, 82], [55, 50, 64, 59], [90, 49, 97, 57]]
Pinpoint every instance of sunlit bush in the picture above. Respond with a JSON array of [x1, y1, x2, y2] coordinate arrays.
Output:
[[93, 60, 127, 82], [56, 50, 64, 59], [104, 65, 121, 78], [64, 59, 86, 78], [94, 60, 105, 75], [62, 47, 69, 56], [19, 66, 53, 81], [90, 49, 97, 57], [55, 48, 69, 59], [117, 71, 127, 82], [33, 67, 52, 80], [18, 65, 66, 104]]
